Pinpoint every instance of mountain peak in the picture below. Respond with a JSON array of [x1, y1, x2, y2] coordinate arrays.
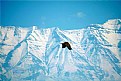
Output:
[[105, 19, 121, 25], [103, 19, 121, 30]]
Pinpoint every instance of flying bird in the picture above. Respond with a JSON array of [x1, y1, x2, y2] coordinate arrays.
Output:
[[61, 42, 72, 50]]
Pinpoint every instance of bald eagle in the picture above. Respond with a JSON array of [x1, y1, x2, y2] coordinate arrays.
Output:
[[61, 42, 72, 50]]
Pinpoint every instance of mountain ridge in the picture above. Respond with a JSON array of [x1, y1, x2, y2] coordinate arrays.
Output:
[[0, 19, 121, 81]]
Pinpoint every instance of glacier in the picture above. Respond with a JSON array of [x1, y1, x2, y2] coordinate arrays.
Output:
[[0, 19, 121, 81]]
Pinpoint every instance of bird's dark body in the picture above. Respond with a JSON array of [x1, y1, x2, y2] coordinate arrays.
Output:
[[61, 42, 72, 50]]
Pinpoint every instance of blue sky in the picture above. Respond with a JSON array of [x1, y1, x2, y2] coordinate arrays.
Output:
[[1, 1, 121, 30]]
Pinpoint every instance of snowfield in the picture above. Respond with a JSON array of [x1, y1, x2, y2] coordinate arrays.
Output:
[[0, 19, 121, 81]]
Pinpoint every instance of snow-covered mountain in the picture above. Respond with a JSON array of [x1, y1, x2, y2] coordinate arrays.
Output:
[[0, 19, 121, 81]]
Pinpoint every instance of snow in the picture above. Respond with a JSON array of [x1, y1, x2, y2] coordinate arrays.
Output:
[[103, 19, 121, 30], [0, 19, 121, 81]]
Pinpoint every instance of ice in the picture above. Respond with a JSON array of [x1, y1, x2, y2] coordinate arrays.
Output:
[[0, 19, 121, 81]]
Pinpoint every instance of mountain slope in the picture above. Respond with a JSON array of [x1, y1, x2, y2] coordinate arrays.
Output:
[[0, 19, 121, 81]]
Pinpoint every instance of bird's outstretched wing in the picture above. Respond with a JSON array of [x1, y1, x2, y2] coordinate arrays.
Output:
[[62, 43, 66, 48], [66, 44, 72, 50]]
